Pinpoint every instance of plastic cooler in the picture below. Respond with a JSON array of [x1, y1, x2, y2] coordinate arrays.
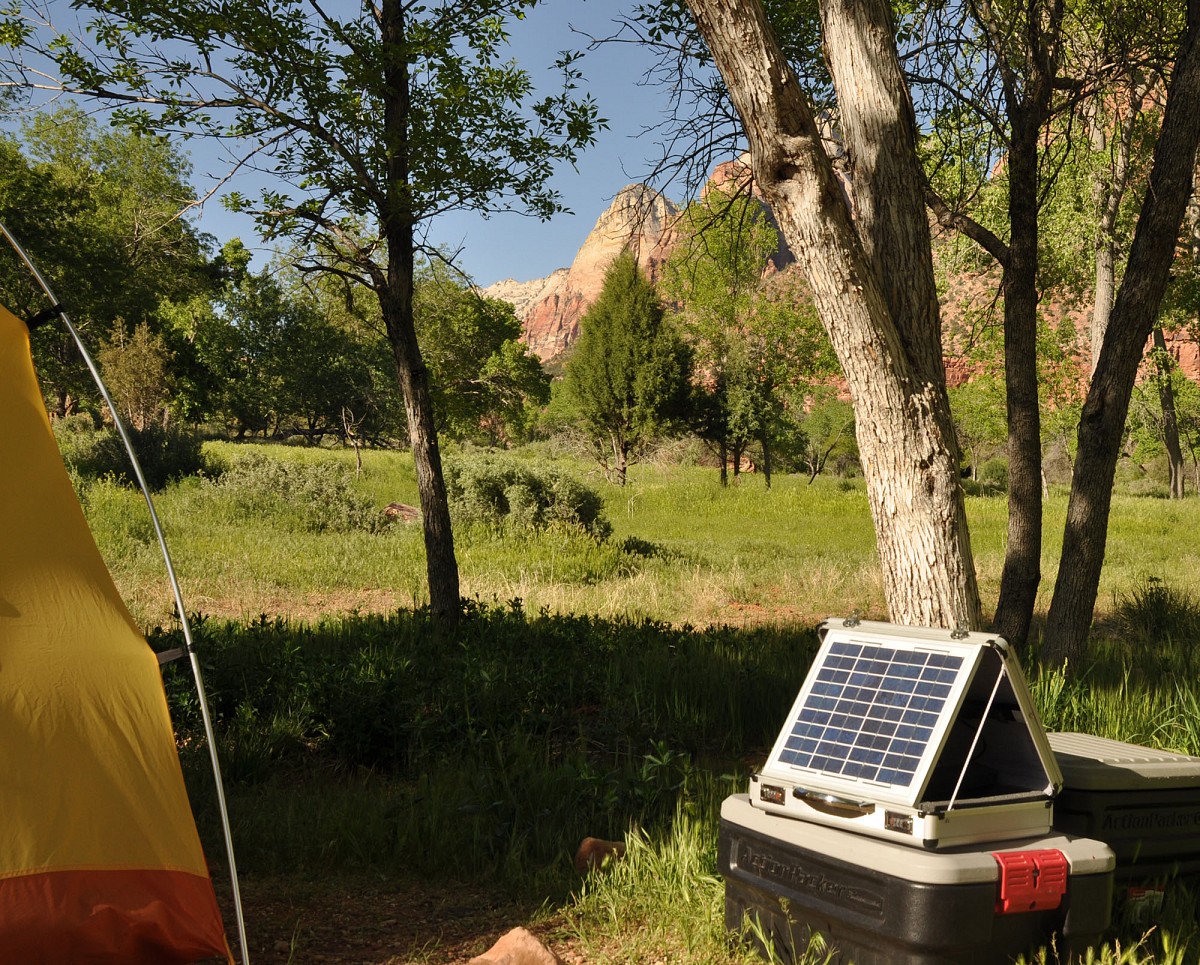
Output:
[[1049, 732, 1200, 877], [720, 793, 1115, 965], [1048, 732, 1200, 924]]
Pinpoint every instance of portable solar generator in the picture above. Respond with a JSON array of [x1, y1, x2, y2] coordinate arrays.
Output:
[[721, 616, 1121, 964], [750, 616, 1061, 848]]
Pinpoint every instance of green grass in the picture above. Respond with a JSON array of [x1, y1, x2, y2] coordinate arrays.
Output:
[[83, 441, 1200, 635], [69, 440, 1200, 964]]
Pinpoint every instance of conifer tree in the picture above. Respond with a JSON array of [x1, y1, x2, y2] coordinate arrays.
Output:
[[563, 251, 690, 485]]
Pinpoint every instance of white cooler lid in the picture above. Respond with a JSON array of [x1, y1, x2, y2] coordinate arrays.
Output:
[[1049, 732, 1200, 790], [723, 793, 1114, 883]]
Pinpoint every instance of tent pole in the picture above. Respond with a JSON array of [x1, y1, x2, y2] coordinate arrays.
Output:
[[0, 220, 251, 965]]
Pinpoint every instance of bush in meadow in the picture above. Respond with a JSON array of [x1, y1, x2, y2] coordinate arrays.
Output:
[[444, 451, 612, 538]]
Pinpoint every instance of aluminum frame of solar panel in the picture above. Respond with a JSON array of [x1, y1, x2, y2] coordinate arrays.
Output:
[[761, 625, 988, 809]]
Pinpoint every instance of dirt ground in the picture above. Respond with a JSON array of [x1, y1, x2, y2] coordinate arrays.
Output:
[[215, 874, 588, 965]]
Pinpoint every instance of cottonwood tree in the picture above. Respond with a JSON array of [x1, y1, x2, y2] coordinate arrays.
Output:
[[683, 0, 984, 629], [0, 107, 210, 415], [923, 0, 1196, 644], [1043, 9, 1200, 663], [969, 0, 1200, 661], [1, 0, 601, 619], [683, 0, 1200, 658]]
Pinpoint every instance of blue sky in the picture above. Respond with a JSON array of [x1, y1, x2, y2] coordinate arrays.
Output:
[[186, 2, 698, 288]]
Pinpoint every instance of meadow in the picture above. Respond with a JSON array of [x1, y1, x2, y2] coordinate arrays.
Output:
[[88, 440, 1200, 633], [79, 440, 1200, 963]]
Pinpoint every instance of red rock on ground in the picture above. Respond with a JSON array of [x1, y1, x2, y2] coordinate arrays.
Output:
[[468, 926, 565, 965]]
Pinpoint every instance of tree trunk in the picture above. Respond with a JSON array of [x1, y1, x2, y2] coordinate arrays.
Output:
[[686, 0, 982, 629], [992, 106, 1044, 648], [1091, 241, 1117, 368], [381, 0, 460, 621], [1089, 83, 1144, 373], [718, 438, 728, 487], [974, 0, 1067, 648], [1043, 15, 1200, 666], [1152, 328, 1186, 499], [760, 432, 773, 489], [612, 432, 629, 486]]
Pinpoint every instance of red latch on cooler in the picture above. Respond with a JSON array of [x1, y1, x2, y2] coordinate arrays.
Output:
[[993, 849, 1068, 914]]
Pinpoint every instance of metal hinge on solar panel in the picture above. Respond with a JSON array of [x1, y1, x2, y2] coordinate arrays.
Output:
[[993, 849, 1068, 914]]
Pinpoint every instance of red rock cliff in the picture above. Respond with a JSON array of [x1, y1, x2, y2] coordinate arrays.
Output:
[[483, 184, 681, 361]]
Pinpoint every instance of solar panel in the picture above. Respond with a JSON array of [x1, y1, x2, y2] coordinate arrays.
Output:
[[755, 618, 1062, 847], [763, 627, 981, 808], [774, 640, 966, 790]]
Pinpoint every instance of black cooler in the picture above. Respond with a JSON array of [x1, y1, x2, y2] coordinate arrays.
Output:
[[721, 793, 1115, 965]]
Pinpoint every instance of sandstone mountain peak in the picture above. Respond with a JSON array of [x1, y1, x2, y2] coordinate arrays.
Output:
[[483, 182, 683, 361], [481, 160, 798, 362]]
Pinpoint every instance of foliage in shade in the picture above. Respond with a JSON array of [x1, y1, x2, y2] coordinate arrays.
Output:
[[0, 107, 211, 414], [52, 415, 208, 491], [157, 603, 817, 883]]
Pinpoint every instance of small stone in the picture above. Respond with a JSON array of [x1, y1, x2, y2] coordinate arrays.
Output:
[[468, 926, 564, 965], [383, 502, 420, 522], [573, 836, 626, 875]]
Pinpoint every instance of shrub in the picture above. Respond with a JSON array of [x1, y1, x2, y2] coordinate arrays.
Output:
[[211, 453, 384, 533], [1123, 478, 1170, 499], [978, 457, 1008, 494], [444, 452, 612, 538], [53, 417, 207, 490], [1116, 577, 1200, 646]]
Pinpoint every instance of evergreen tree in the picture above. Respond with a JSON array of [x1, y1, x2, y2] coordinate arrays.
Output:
[[563, 251, 690, 485]]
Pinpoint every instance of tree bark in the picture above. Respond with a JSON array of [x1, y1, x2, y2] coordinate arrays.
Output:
[[992, 106, 1044, 648], [1043, 12, 1200, 666], [611, 432, 629, 486], [686, 0, 982, 629], [381, 0, 460, 620]]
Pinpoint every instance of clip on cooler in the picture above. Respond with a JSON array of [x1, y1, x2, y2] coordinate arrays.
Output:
[[752, 617, 1062, 848], [1048, 731, 1200, 924], [721, 793, 1114, 965]]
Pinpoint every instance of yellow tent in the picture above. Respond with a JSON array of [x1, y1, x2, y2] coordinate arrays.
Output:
[[0, 303, 231, 962]]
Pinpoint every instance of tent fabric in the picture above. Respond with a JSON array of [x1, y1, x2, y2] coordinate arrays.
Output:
[[0, 303, 231, 963]]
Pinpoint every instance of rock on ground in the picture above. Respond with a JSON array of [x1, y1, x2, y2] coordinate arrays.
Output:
[[468, 926, 564, 965]]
